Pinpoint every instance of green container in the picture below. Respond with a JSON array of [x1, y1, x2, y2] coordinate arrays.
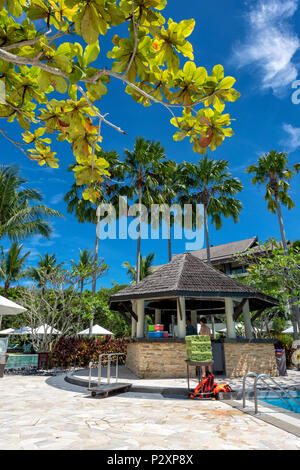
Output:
[[148, 325, 155, 332]]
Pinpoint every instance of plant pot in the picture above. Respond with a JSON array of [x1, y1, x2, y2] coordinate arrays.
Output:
[[38, 352, 50, 370], [0, 354, 8, 378]]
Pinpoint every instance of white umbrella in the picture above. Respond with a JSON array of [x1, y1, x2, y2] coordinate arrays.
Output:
[[218, 322, 244, 333], [282, 326, 294, 333], [0, 295, 26, 315], [0, 328, 15, 335], [10, 326, 32, 335], [78, 324, 113, 336], [0, 295, 26, 330], [32, 324, 61, 335]]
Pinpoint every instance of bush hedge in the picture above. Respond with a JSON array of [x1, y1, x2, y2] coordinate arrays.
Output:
[[51, 335, 132, 368]]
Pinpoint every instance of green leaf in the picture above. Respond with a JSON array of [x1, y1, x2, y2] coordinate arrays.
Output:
[[212, 65, 224, 82], [50, 75, 68, 94], [83, 41, 100, 67], [80, 4, 100, 44], [7, 0, 23, 17], [216, 76, 236, 90]]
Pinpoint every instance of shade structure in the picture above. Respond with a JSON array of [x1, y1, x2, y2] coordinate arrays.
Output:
[[78, 324, 113, 336], [10, 326, 32, 335], [0, 328, 15, 334], [218, 323, 244, 333], [32, 324, 61, 335], [110, 252, 279, 310], [283, 326, 294, 333], [0, 295, 26, 315]]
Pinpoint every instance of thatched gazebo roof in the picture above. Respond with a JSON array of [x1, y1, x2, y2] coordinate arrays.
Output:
[[109, 253, 278, 311]]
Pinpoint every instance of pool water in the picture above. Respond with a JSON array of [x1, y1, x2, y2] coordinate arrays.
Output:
[[260, 391, 300, 414], [5, 354, 38, 369]]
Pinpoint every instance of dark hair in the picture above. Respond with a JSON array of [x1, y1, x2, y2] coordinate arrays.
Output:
[[200, 317, 207, 324]]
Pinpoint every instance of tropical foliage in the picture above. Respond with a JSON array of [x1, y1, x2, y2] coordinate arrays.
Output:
[[179, 156, 243, 263], [0, 1, 240, 202], [0, 165, 61, 242], [123, 252, 155, 283], [0, 242, 30, 293]]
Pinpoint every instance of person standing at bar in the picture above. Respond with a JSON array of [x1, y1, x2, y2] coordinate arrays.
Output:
[[199, 317, 213, 377]]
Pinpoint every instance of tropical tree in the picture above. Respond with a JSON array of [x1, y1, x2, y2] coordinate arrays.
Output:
[[0, 165, 62, 242], [123, 253, 156, 283], [154, 160, 186, 262], [123, 137, 165, 282], [247, 151, 300, 338], [247, 151, 300, 255], [180, 156, 243, 263], [0, 242, 30, 293], [71, 248, 109, 294], [0, 2, 240, 203], [25, 253, 64, 292], [65, 150, 124, 335]]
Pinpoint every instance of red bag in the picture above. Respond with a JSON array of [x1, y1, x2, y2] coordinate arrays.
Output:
[[190, 374, 215, 399]]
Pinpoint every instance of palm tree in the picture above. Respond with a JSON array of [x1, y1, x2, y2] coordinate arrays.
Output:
[[123, 137, 166, 282], [154, 160, 186, 262], [247, 151, 300, 255], [71, 248, 97, 294], [180, 156, 243, 264], [247, 150, 300, 338], [64, 150, 125, 335], [25, 253, 64, 292], [0, 165, 62, 242], [123, 253, 156, 283], [0, 242, 30, 293]]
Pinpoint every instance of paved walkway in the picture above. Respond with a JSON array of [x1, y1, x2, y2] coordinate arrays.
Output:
[[70, 366, 300, 393], [0, 374, 300, 450]]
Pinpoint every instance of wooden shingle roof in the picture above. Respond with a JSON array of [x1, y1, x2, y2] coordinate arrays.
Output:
[[109, 252, 278, 306]]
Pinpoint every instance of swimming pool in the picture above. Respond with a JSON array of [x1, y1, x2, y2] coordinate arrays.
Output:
[[260, 390, 300, 414], [5, 354, 38, 369]]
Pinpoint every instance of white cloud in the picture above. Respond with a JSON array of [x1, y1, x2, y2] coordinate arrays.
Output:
[[234, 0, 300, 95], [281, 123, 300, 151], [50, 192, 64, 205]]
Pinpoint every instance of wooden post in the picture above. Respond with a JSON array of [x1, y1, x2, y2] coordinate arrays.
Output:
[[225, 298, 236, 339], [177, 297, 186, 338], [131, 301, 137, 338], [191, 310, 197, 331], [211, 315, 216, 339], [242, 299, 253, 339], [136, 299, 145, 338], [154, 309, 161, 324]]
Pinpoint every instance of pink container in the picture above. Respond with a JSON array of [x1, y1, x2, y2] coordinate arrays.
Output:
[[154, 324, 164, 331], [163, 331, 168, 338]]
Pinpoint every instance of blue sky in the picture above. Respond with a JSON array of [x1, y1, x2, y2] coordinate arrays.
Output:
[[2, 0, 300, 289]]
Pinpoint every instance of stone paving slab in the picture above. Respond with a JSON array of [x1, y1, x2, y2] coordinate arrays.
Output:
[[0, 374, 300, 450]]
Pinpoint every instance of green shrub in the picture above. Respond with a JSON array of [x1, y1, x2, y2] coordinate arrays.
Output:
[[50, 335, 132, 368]]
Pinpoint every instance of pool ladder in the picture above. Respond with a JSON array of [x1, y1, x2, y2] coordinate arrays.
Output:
[[242, 372, 300, 414]]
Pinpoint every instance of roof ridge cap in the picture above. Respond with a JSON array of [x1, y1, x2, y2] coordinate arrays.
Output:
[[174, 252, 189, 291]]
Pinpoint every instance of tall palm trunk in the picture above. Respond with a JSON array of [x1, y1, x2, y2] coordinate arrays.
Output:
[[167, 222, 172, 263], [136, 186, 142, 284], [203, 203, 211, 264], [275, 192, 288, 255], [89, 207, 100, 337], [275, 192, 300, 338]]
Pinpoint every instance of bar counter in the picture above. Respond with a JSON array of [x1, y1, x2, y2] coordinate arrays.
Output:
[[126, 338, 277, 378]]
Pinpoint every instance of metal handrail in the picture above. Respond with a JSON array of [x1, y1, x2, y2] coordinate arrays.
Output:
[[242, 372, 257, 408], [89, 353, 125, 388], [254, 374, 300, 414]]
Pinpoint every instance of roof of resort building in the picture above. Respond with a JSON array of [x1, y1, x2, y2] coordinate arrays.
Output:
[[186, 236, 258, 264], [110, 252, 278, 310]]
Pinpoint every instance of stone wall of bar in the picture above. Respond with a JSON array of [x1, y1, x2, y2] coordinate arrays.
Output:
[[126, 340, 196, 378], [223, 341, 277, 377]]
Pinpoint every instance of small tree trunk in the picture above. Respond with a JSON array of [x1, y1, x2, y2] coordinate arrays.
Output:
[[204, 204, 211, 264], [89, 208, 100, 337], [4, 278, 10, 294]]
